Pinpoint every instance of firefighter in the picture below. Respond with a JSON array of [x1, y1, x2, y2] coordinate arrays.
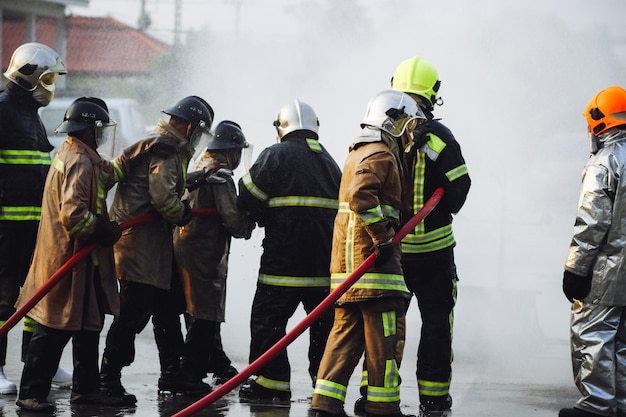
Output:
[[174, 120, 255, 388], [237, 100, 341, 403], [0, 42, 73, 394], [353, 56, 471, 416], [311, 89, 425, 417], [559, 86, 626, 417], [99, 96, 214, 402], [15, 97, 131, 411]]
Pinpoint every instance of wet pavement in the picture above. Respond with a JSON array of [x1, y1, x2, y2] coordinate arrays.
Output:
[[0, 286, 580, 417]]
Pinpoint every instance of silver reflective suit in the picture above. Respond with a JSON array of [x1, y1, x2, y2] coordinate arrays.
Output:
[[565, 127, 626, 416]]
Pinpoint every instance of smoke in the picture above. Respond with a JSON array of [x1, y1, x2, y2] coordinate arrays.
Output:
[[85, 0, 626, 386]]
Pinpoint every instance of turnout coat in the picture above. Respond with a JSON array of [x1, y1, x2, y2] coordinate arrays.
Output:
[[174, 153, 254, 321], [16, 137, 125, 331]]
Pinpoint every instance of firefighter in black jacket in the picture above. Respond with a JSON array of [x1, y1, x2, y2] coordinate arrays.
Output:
[[392, 56, 471, 416], [0, 43, 67, 394], [238, 99, 341, 403]]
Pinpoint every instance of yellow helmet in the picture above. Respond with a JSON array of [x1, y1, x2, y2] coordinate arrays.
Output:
[[584, 86, 626, 135], [391, 56, 441, 107]]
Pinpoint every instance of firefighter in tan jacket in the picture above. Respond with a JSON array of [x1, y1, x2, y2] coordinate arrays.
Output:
[[99, 96, 214, 402], [312, 90, 425, 417], [15, 98, 129, 412]]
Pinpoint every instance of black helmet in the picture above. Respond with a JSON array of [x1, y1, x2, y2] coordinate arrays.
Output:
[[162, 95, 214, 131], [55, 97, 115, 133], [206, 120, 249, 151]]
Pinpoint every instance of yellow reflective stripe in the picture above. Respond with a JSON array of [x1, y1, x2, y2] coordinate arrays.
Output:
[[268, 196, 338, 210], [70, 211, 95, 238], [97, 171, 111, 215], [367, 383, 400, 403], [0, 149, 51, 165], [359, 205, 384, 226], [345, 210, 357, 272], [23, 317, 37, 333], [331, 273, 409, 292], [162, 197, 181, 217], [383, 358, 400, 393], [242, 172, 268, 202], [258, 273, 329, 287], [52, 155, 64, 173], [0, 206, 41, 221], [314, 379, 347, 402], [446, 163, 468, 182], [418, 379, 450, 396], [256, 375, 290, 392], [111, 160, 124, 182], [382, 311, 396, 337], [403, 224, 452, 244], [306, 138, 322, 152], [359, 369, 369, 388], [402, 234, 455, 254], [426, 133, 446, 154], [381, 205, 400, 220]]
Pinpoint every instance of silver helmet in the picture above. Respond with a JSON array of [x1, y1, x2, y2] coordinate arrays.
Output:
[[4, 42, 67, 91], [273, 99, 319, 141], [361, 89, 425, 137]]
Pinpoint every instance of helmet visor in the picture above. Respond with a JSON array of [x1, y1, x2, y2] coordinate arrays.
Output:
[[39, 72, 58, 91], [189, 122, 211, 151], [95, 120, 117, 149]]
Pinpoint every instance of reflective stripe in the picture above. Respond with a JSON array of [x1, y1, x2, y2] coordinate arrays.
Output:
[[23, 317, 37, 333], [0, 206, 41, 221], [52, 155, 64, 173], [331, 273, 409, 293], [162, 197, 181, 217], [426, 133, 446, 155], [345, 210, 357, 272], [359, 369, 369, 388], [306, 138, 322, 152], [382, 311, 396, 337], [256, 375, 290, 392], [258, 273, 329, 288], [367, 382, 400, 403], [268, 196, 338, 210], [97, 170, 111, 215], [0, 149, 51, 165], [359, 205, 384, 226], [70, 211, 95, 238], [111, 160, 124, 182], [339, 202, 400, 225], [446, 163, 468, 182], [242, 172, 268, 202], [418, 379, 450, 396], [384, 358, 400, 394], [314, 378, 347, 402]]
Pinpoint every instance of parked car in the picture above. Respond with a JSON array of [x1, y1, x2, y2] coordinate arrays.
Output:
[[38, 97, 147, 159]]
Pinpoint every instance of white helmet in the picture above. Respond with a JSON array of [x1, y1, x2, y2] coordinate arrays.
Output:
[[361, 89, 425, 137], [273, 99, 319, 141], [4, 43, 67, 91]]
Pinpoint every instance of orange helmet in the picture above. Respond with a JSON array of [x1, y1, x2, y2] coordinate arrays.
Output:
[[584, 86, 626, 135]]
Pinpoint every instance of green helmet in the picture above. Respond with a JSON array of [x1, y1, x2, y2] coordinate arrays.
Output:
[[391, 56, 441, 108]]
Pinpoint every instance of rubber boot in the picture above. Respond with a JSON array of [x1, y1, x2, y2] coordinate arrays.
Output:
[[0, 366, 16, 395], [99, 357, 136, 405]]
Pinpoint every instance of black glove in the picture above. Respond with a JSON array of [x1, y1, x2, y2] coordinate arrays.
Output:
[[374, 240, 394, 267], [186, 170, 207, 192], [562, 270, 592, 303], [177, 200, 193, 226], [91, 216, 122, 246]]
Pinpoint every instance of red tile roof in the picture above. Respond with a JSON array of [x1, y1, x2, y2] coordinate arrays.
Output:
[[3, 15, 169, 75]]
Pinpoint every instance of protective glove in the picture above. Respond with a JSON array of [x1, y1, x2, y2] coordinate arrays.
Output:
[[91, 216, 122, 246], [176, 200, 193, 226], [186, 170, 208, 192], [562, 270, 592, 303], [374, 240, 394, 267]]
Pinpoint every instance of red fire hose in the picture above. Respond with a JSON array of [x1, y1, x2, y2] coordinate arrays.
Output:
[[172, 187, 444, 417], [0, 208, 217, 338]]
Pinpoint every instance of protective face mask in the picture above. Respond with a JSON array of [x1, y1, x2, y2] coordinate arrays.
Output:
[[32, 72, 58, 106]]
